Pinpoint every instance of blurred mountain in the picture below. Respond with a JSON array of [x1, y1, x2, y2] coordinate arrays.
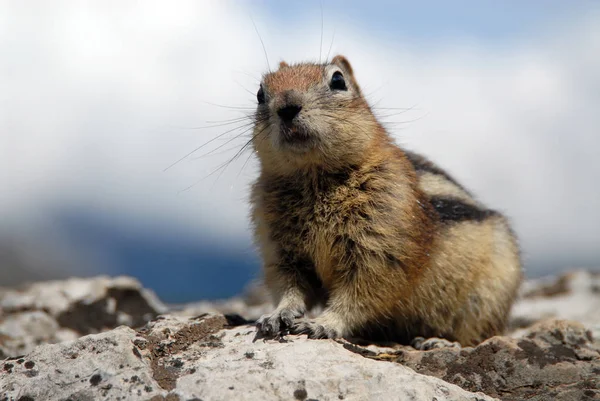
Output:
[[0, 239, 69, 287], [54, 210, 261, 303], [0, 209, 260, 303], [0, 234, 88, 287]]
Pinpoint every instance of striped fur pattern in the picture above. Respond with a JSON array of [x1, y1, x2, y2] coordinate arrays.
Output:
[[251, 56, 522, 346]]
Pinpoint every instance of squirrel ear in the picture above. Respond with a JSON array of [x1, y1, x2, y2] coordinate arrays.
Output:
[[331, 55, 362, 95], [331, 55, 354, 76], [279, 61, 289, 69]]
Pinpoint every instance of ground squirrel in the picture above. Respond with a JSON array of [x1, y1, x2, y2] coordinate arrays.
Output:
[[251, 55, 522, 346]]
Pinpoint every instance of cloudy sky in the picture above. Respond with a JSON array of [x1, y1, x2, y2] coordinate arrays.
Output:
[[0, 1, 598, 299]]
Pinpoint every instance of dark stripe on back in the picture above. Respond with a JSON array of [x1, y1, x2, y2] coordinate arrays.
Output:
[[430, 196, 497, 223], [404, 150, 470, 194]]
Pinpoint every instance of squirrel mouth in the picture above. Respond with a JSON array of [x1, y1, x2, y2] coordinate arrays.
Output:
[[279, 123, 312, 146]]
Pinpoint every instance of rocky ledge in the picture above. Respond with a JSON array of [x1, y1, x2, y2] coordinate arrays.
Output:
[[1, 270, 599, 401]]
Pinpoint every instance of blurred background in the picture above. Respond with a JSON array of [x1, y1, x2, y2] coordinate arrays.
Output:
[[1, 1, 598, 303]]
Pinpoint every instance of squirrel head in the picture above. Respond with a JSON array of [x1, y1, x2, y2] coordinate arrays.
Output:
[[252, 55, 383, 173]]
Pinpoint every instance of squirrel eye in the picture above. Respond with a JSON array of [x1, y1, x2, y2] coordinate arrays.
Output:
[[330, 71, 347, 91], [257, 86, 265, 104]]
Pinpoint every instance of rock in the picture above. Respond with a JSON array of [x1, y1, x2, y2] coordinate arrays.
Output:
[[2, 270, 600, 400], [171, 280, 272, 322], [509, 270, 600, 339], [1, 314, 496, 401], [0, 311, 79, 359], [173, 296, 271, 323], [350, 319, 599, 401], [0, 276, 167, 358], [0, 326, 158, 401]]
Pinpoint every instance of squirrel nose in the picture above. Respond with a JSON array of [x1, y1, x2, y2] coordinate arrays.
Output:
[[277, 105, 302, 121]]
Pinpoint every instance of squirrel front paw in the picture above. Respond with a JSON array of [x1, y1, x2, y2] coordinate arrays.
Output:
[[290, 318, 342, 339], [256, 307, 304, 336]]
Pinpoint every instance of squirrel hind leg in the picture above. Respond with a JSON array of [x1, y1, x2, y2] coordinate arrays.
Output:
[[411, 336, 461, 351]]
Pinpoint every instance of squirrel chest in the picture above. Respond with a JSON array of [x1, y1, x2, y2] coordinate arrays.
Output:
[[257, 169, 379, 289]]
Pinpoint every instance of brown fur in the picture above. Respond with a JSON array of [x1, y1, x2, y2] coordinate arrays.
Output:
[[251, 56, 522, 346]]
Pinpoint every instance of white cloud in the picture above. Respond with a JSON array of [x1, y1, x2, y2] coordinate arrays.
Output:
[[0, 2, 598, 274]]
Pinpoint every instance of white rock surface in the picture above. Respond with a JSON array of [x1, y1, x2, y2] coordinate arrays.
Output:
[[159, 317, 496, 401], [1, 326, 162, 401], [1, 315, 497, 401]]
